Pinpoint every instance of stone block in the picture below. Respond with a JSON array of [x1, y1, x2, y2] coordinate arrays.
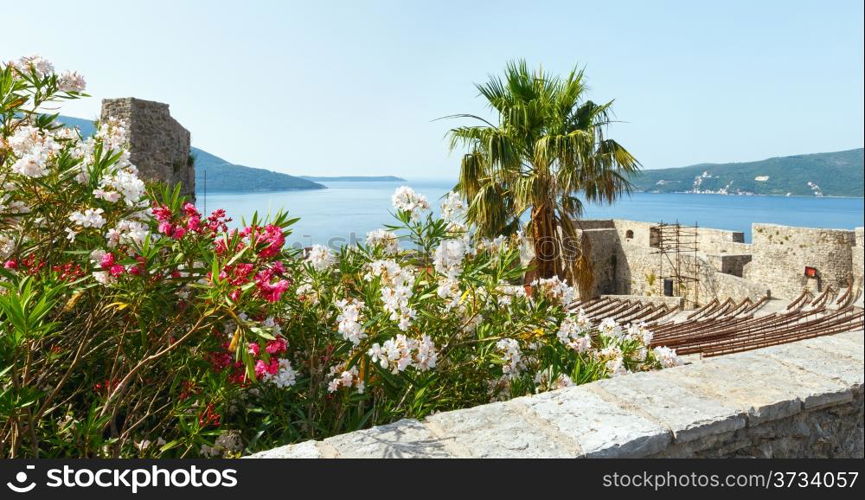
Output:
[[590, 371, 746, 443], [245, 440, 322, 458], [656, 352, 851, 425], [425, 401, 578, 458], [322, 419, 451, 458], [759, 335, 863, 390], [509, 385, 671, 457]]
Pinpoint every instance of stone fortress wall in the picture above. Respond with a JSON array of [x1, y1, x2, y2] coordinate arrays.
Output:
[[100, 98, 195, 201], [575, 219, 863, 305]]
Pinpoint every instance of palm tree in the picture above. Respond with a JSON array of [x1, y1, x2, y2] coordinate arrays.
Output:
[[445, 60, 640, 296]]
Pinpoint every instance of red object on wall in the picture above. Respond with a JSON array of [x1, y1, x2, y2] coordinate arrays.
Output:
[[804, 266, 818, 278]]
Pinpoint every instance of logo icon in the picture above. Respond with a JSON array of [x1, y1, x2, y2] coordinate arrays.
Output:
[[6, 465, 36, 493]]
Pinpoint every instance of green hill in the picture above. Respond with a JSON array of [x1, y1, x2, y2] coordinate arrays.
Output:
[[56, 116, 324, 193], [632, 149, 863, 197], [192, 150, 324, 192]]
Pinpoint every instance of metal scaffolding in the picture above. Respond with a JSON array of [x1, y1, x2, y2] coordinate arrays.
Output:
[[653, 221, 700, 307]]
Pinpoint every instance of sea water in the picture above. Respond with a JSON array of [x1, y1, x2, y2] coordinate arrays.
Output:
[[199, 180, 864, 248]]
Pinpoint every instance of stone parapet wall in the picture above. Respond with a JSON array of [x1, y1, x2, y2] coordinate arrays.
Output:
[[248, 330, 864, 459], [101, 98, 194, 200], [609, 219, 744, 255]]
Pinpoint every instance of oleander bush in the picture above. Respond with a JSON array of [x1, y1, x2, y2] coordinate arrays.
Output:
[[0, 57, 681, 458]]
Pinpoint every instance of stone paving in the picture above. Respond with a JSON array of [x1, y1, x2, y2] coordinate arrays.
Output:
[[248, 330, 864, 459]]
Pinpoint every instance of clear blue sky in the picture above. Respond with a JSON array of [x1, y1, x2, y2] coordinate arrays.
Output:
[[6, 0, 863, 179]]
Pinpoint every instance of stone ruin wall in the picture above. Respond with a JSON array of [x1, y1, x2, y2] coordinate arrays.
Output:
[[854, 227, 864, 289], [575, 219, 860, 305], [100, 98, 195, 201], [745, 224, 856, 300]]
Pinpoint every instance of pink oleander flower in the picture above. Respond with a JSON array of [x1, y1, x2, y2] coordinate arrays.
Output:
[[254, 358, 280, 378], [182, 202, 199, 217], [248, 343, 260, 356], [207, 209, 231, 233], [254, 360, 267, 378], [3, 260, 17, 269], [186, 216, 201, 232], [171, 226, 186, 239], [257, 278, 290, 303], [108, 264, 125, 277], [271, 261, 285, 275], [266, 337, 287, 355], [158, 221, 173, 235], [242, 224, 285, 259], [151, 205, 172, 222], [100, 252, 115, 269]]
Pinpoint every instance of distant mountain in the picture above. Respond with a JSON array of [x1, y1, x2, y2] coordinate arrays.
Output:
[[193, 150, 324, 192], [300, 175, 406, 182], [56, 116, 324, 193], [632, 149, 864, 197]]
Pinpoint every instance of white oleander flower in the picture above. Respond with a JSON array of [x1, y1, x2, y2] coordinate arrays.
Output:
[[58, 71, 86, 92], [295, 281, 320, 304], [365, 259, 417, 330], [475, 235, 508, 254], [436, 278, 462, 310], [7, 125, 60, 157], [335, 298, 366, 345], [653, 346, 684, 368], [69, 208, 106, 229], [327, 366, 364, 394], [598, 317, 625, 340], [495, 283, 526, 306], [95, 117, 129, 150], [625, 322, 654, 345], [597, 345, 625, 376], [11, 151, 49, 178], [433, 238, 467, 279], [531, 276, 576, 306], [367, 334, 437, 374], [557, 315, 593, 353], [534, 369, 575, 392], [0, 233, 15, 260], [365, 228, 399, 254], [92, 271, 114, 285], [305, 244, 336, 271], [414, 335, 438, 371], [262, 316, 282, 336], [105, 219, 149, 248], [495, 338, 525, 379], [16, 55, 54, 78], [440, 191, 467, 222], [263, 359, 297, 388], [391, 186, 429, 220]]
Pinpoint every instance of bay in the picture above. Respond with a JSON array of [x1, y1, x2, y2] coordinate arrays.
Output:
[[198, 180, 864, 248]]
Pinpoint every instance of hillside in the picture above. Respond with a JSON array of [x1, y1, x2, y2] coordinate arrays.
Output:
[[300, 175, 406, 182], [57, 116, 324, 192], [193, 150, 324, 192], [632, 149, 864, 197]]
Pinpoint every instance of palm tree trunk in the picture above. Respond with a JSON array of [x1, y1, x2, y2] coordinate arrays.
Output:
[[530, 203, 561, 279]]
